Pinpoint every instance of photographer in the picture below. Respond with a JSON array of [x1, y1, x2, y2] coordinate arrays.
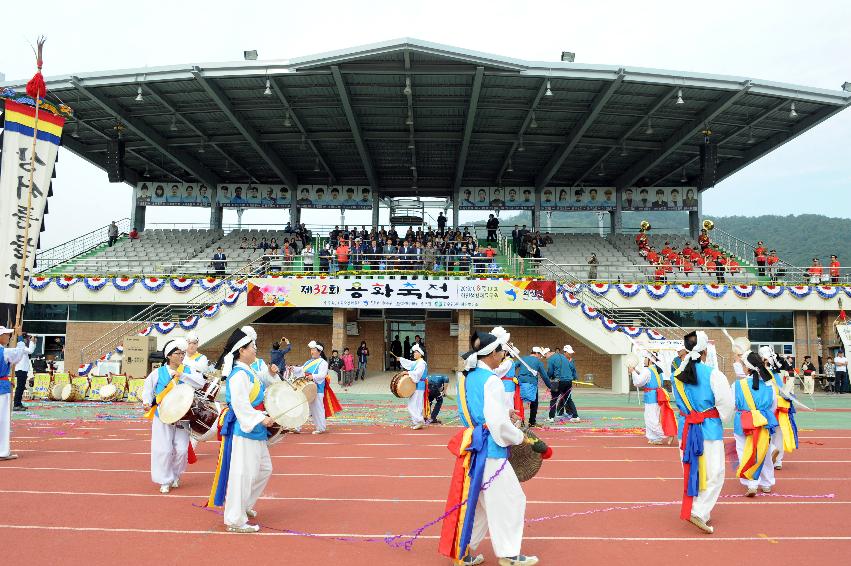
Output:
[[427, 374, 449, 424], [270, 337, 291, 377]]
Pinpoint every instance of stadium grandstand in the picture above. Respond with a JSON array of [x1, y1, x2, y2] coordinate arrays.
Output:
[[4, 37, 851, 392]]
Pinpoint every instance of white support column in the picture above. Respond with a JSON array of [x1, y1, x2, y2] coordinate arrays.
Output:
[[610, 354, 629, 394]]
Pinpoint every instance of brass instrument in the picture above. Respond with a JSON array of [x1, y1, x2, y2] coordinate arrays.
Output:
[[702, 219, 714, 231], [639, 220, 651, 232]]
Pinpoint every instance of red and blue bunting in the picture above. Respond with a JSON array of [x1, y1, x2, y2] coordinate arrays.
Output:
[[761, 285, 784, 298], [112, 276, 136, 291], [559, 286, 582, 307], [588, 283, 611, 296], [581, 304, 599, 319], [732, 284, 756, 298], [844, 286, 851, 298], [673, 284, 698, 298], [180, 315, 200, 330], [137, 326, 153, 336], [222, 291, 240, 306], [621, 326, 644, 338], [55, 276, 78, 289], [155, 321, 177, 334], [199, 277, 223, 291], [646, 329, 666, 341], [202, 303, 220, 318], [816, 285, 839, 299], [600, 317, 619, 331], [787, 285, 811, 298], [170, 277, 195, 292], [616, 283, 641, 298], [645, 284, 669, 300], [703, 284, 728, 299], [228, 279, 248, 293], [29, 276, 52, 290], [141, 277, 166, 291], [83, 277, 108, 291], [77, 363, 93, 376]]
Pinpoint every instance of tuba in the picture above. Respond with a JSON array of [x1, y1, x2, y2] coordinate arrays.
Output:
[[639, 220, 651, 232], [702, 219, 714, 231]]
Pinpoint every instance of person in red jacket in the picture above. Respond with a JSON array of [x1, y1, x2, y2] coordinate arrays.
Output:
[[829, 255, 841, 284], [654, 262, 667, 283], [727, 257, 740, 274], [698, 229, 710, 251], [765, 251, 780, 282], [647, 248, 660, 264], [662, 242, 673, 256], [755, 248, 767, 277], [808, 258, 824, 284]]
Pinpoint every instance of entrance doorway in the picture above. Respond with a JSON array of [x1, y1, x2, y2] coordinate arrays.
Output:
[[385, 321, 426, 371]]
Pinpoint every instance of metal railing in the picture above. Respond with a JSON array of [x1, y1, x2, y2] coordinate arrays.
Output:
[[35, 218, 131, 273], [79, 256, 269, 364], [710, 227, 807, 282], [517, 261, 755, 285]]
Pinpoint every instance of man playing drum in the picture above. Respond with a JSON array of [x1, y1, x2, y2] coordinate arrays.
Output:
[[142, 338, 205, 493], [208, 326, 279, 533], [398, 344, 429, 429]]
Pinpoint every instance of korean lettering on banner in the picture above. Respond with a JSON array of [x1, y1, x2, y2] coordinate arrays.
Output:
[[0, 99, 65, 306]]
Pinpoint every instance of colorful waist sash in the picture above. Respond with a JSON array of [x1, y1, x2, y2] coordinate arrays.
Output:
[[679, 407, 720, 520], [644, 387, 677, 437]]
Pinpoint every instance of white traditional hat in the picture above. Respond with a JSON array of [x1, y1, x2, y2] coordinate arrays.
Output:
[[308, 340, 324, 352], [563, 345, 574, 354], [163, 338, 188, 357]]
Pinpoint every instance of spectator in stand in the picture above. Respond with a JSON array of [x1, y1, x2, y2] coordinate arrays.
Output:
[[350, 238, 364, 271], [108, 221, 119, 247], [698, 228, 710, 251], [423, 241, 436, 271], [587, 253, 598, 281], [318, 244, 331, 273], [269, 238, 280, 253], [129, 227, 140, 241], [239, 237, 249, 250], [835, 350, 849, 394], [654, 262, 666, 283], [250, 236, 258, 250], [384, 238, 397, 271], [646, 246, 659, 264], [727, 256, 740, 274], [824, 357, 836, 392], [367, 239, 382, 271], [766, 250, 781, 281], [715, 255, 727, 284], [808, 258, 824, 284], [336, 239, 350, 273], [302, 243, 315, 272], [754, 241, 767, 276], [800, 355, 816, 395], [281, 242, 294, 271], [211, 247, 227, 277], [341, 347, 355, 388], [437, 212, 447, 234], [829, 255, 841, 284], [356, 341, 369, 381], [486, 214, 499, 244]]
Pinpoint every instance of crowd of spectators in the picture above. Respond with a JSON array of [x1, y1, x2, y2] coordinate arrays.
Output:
[[636, 228, 742, 283]]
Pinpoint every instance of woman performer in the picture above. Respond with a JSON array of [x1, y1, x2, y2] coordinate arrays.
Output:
[[182, 332, 209, 373], [732, 351, 778, 496], [671, 331, 734, 534], [397, 344, 429, 429], [759, 347, 798, 471], [142, 338, 205, 493], [439, 331, 538, 566], [290, 341, 341, 434], [0, 326, 27, 461], [630, 351, 678, 445], [207, 326, 278, 533], [490, 327, 523, 423]]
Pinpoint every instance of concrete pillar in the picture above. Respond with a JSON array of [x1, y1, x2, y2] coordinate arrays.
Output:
[[688, 191, 703, 239], [610, 354, 629, 394], [290, 188, 299, 226], [610, 188, 623, 234], [456, 309, 472, 371], [209, 205, 223, 231], [131, 203, 146, 232], [452, 191, 460, 230], [332, 308, 346, 356], [532, 187, 541, 232], [372, 190, 380, 230]]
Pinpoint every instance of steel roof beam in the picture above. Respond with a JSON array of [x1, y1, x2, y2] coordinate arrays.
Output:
[[496, 78, 550, 183], [331, 65, 379, 190], [270, 77, 336, 184], [614, 82, 751, 188], [70, 77, 219, 185], [535, 69, 625, 189], [61, 136, 140, 186], [651, 99, 788, 186], [452, 67, 484, 191], [191, 68, 298, 190], [715, 103, 849, 184]]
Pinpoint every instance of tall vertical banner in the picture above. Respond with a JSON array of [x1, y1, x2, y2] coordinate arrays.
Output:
[[0, 97, 65, 324]]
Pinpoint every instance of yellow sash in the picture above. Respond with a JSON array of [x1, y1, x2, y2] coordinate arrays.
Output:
[[673, 378, 707, 491], [737, 379, 772, 480], [740, 380, 768, 427], [143, 364, 185, 419]]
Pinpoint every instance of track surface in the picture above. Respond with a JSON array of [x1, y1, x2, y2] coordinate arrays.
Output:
[[4, 420, 851, 565]]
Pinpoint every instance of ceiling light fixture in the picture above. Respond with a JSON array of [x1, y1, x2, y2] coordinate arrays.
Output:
[[506, 158, 514, 173], [676, 88, 684, 105], [530, 112, 538, 128], [135, 86, 143, 103], [70, 121, 80, 138], [284, 110, 292, 127], [143, 164, 150, 177], [170, 115, 178, 131], [680, 168, 688, 183], [789, 101, 798, 118], [198, 143, 205, 153], [545, 80, 553, 97], [518, 137, 525, 152], [300, 134, 307, 150], [597, 162, 605, 177], [224, 159, 231, 173], [405, 111, 414, 126], [314, 157, 320, 172], [263, 79, 272, 96], [620, 143, 628, 157], [747, 126, 756, 144], [408, 137, 415, 149], [403, 77, 412, 96], [645, 118, 654, 135]]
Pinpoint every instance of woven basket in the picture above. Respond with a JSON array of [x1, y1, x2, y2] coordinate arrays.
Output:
[[508, 429, 543, 482]]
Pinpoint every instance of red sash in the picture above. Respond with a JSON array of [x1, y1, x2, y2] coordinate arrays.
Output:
[[644, 387, 678, 437], [502, 377, 524, 421]]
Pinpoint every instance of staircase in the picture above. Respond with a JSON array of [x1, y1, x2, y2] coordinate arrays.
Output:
[[36, 218, 131, 274], [709, 226, 807, 283]]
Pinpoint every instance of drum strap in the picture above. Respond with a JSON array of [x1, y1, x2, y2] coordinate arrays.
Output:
[[144, 371, 181, 420]]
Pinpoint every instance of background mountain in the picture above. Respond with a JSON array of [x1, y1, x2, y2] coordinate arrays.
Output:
[[488, 211, 848, 266]]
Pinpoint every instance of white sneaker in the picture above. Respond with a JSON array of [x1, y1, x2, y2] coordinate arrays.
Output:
[[570, 417, 581, 423], [226, 523, 260, 533], [312, 430, 325, 435], [171, 479, 180, 488], [546, 418, 555, 423], [159, 484, 170, 494], [498, 555, 539, 566], [411, 423, 424, 430]]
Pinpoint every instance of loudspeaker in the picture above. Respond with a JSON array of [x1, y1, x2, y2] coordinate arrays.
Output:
[[105, 139, 125, 183], [698, 142, 718, 190]]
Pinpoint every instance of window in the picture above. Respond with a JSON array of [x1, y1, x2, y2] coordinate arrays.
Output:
[[23, 304, 68, 321], [68, 304, 147, 321], [658, 310, 746, 328], [748, 329, 794, 343], [255, 308, 332, 324], [474, 310, 555, 327], [746, 311, 793, 328]]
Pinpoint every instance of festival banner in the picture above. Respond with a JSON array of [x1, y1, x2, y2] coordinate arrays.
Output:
[[540, 187, 616, 211], [459, 186, 534, 210], [0, 97, 65, 317], [246, 278, 557, 310]]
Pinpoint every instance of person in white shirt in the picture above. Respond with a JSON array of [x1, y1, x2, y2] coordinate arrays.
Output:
[[835, 351, 849, 394], [397, 344, 429, 429], [0, 326, 28, 460], [182, 332, 209, 374], [13, 333, 37, 411], [290, 341, 332, 434], [142, 339, 206, 493]]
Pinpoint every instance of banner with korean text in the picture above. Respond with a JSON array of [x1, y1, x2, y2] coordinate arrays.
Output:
[[0, 97, 65, 321], [247, 278, 557, 310]]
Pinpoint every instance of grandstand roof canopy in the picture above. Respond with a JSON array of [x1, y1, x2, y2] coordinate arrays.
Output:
[[5, 38, 850, 198]]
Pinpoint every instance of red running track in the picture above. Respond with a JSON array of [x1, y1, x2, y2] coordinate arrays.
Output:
[[3, 421, 851, 565]]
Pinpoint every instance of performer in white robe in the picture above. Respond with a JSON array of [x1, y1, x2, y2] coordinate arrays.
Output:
[[398, 344, 428, 429], [0, 326, 26, 461], [630, 355, 665, 443], [291, 340, 330, 434], [439, 331, 539, 566], [208, 326, 278, 533], [182, 332, 209, 374], [142, 338, 205, 493]]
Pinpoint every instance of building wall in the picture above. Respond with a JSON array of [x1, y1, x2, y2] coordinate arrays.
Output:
[[794, 311, 820, 361], [64, 322, 123, 367]]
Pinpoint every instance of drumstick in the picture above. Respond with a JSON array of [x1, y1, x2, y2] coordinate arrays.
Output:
[[267, 399, 310, 423]]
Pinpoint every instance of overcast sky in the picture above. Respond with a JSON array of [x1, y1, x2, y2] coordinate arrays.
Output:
[[3, 0, 849, 249]]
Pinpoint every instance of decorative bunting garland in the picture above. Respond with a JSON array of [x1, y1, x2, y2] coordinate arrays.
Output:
[[621, 326, 644, 338], [732, 284, 756, 298], [587, 283, 611, 296], [787, 285, 811, 298], [646, 329, 665, 341], [600, 317, 619, 331], [703, 284, 728, 299], [222, 291, 240, 306], [615, 283, 641, 298], [141, 277, 167, 291], [673, 284, 698, 298], [83, 277, 108, 291], [761, 285, 784, 298], [29, 276, 52, 290], [580, 304, 599, 320], [77, 363, 93, 376], [199, 277, 222, 291], [55, 276, 78, 289], [180, 315, 200, 330], [112, 276, 136, 291], [170, 277, 195, 292], [644, 284, 669, 300], [202, 303, 220, 318], [844, 286, 851, 298], [816, 285, 839, 299], [228, 279, 248, 293], [155, 321, 177, 334], [137, 326, 153, 336]]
